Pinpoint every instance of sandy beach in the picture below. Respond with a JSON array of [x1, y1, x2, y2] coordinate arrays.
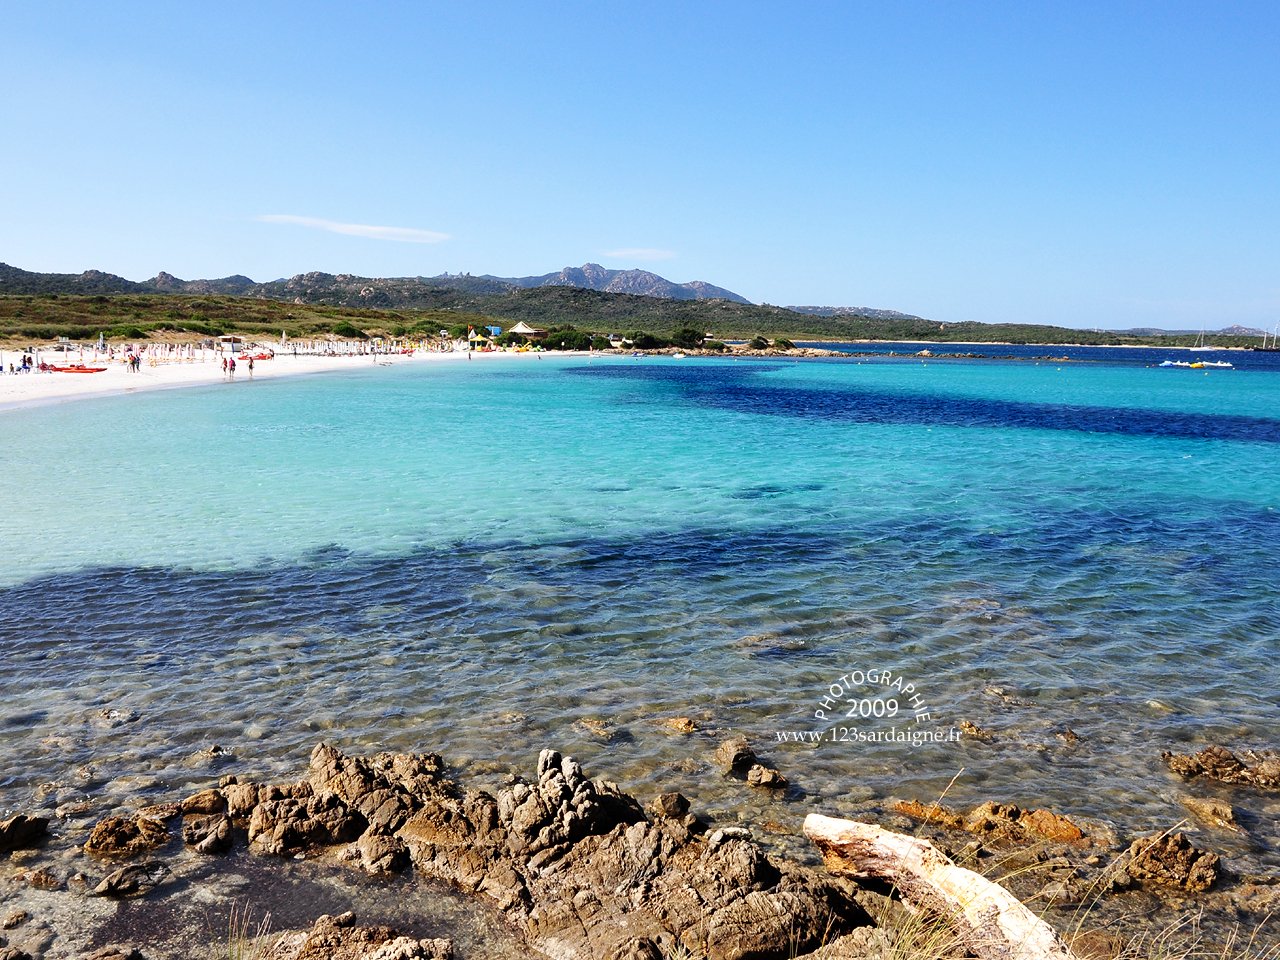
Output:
[[0, 348, 544, 412]]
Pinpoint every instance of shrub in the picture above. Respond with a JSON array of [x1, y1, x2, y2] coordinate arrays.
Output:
[[332, 321, 368, 340], [630, 331, 669, 350], [774, 337, 795, 350], [671, 327, 705, 349], [747, 335, 770, 350], [544, 329, 594, 351], [590, 336, 612, 351], [106, 324, 149, 339]]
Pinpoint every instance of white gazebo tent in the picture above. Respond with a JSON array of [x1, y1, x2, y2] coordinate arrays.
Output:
[[508, 321, 546, 341]]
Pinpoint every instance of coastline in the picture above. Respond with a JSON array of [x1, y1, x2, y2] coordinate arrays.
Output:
[[0, 349, 569, 413], [807, 337, 1252, 350]]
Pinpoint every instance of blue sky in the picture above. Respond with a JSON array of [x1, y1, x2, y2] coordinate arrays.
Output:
[[3, 2, 1277, 329]]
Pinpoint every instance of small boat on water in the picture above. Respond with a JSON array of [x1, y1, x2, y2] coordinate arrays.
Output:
[[1159, 360, 1194, 368]]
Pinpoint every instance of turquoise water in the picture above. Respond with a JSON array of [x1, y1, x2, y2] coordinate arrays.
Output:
[[2, 353, 1278, 870]]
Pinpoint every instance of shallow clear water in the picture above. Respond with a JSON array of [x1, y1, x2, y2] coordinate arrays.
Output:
[[2, 352, 1278, 872]]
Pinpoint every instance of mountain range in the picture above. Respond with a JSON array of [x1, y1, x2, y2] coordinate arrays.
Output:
[[0, 262, 753, 306], [0, 262, 1268, 339]]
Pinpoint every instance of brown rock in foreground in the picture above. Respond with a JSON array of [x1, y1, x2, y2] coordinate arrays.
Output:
[[714, 736, 758, 773], [84, 815, 168, 857], [230, 743, 871, 960], [892, 798, 1087, 845], [265, 911, 452, 960], [1125, 832, 1219, 892], [82, 949, 145, 960], [182, 812, 233, 854], [248, 791, 365, 856], [0, 815, 48, 853], [1162, 745, 1280, 789]]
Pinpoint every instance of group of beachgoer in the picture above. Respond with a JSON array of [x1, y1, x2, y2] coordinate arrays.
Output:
[[220, 356, 254, 377], [4, 354, 36, 374]]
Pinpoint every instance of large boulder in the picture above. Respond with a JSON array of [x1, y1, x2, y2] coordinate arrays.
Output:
[[84, 816, 168, 857], [248, 793, 366, 856]]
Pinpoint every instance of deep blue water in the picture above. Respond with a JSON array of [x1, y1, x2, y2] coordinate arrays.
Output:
[[801, 340, 1280, 370]]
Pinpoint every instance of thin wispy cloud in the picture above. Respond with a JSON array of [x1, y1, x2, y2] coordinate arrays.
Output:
[[602, 247, 675, 261], [257, 214, 449, 244]]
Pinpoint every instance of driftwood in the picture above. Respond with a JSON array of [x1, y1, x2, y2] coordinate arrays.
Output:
[[804, 814, 1080, 960]]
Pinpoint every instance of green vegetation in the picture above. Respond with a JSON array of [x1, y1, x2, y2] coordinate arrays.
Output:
[[0, 284, 1263, 350], [542, 328, 595, 351], [330, 320, 368, 340], [671, 326, 707, 349], [0, 294, 495, 347]]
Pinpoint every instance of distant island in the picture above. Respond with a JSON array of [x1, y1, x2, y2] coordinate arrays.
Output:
[[0, 261, 1268, 348]]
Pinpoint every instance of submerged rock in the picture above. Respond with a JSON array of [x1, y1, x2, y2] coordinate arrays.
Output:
[[957, 719, 996, 742], [1180, 795, 1241, 832], [714, 736, 757, 774], [574, 717, 615, 741], [1162, 745, 1280, 789], [660, 716, 698, 734], [892, 799, 1088, 846], [91, 708, 139, 730], [91, 861, 171, 898], [746, 764, 788, 789], [21, 867, 63, 891]]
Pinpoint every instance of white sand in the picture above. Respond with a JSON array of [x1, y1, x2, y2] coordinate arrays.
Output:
[[0, 348, 543, 412]]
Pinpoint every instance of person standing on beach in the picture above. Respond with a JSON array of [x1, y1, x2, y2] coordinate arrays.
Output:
[[221, 357, 228, 377], [228, 357, 236, 378], [247, 356, 254, 377]]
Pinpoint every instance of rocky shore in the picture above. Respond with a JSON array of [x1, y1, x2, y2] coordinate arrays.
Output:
[[1, 741, 1278, 959]]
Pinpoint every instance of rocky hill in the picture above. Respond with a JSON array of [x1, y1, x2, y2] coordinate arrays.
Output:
[[787, 305, 924, 321], [478, 263, 750, 303]]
